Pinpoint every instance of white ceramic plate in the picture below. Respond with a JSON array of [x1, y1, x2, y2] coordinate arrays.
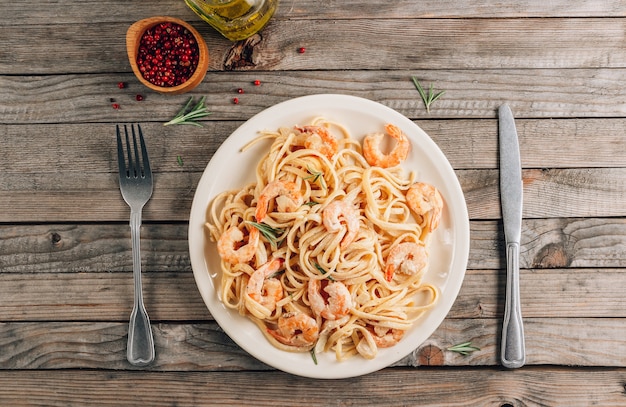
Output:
[[188, 94, 469, 379]]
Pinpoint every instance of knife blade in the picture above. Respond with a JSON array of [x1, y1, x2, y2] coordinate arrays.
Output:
[[498, 104, 526, 369]]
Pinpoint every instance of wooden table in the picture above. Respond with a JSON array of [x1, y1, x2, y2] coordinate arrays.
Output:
[[2, 1, 626, 405]]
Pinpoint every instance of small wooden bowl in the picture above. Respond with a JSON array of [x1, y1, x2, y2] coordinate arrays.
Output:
[[126, 16, 209, 95]]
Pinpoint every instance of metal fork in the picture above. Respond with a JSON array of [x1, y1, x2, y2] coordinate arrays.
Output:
[[116, 124, 155, 366]]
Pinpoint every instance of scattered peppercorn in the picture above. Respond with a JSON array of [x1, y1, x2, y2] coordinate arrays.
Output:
[[233, 97, 239, 104], [112, 103, 120, 109], [237, 88, 244, 94], [136, 94, 144, 101], [117, 82, 126, 89], [136, 21, 200, 88], [253, 80, 261, 86], [298, 47, 306, 54]]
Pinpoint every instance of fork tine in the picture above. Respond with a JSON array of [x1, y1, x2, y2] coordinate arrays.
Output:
[[124, 124, 141, 178], [116, 124, 127, 177], [123, 125, 134, 178], [117, 124, 151, 181], [137, 124, 151, 178]]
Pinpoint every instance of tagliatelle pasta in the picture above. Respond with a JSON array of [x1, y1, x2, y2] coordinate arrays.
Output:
[[205, 117, 443, 361]]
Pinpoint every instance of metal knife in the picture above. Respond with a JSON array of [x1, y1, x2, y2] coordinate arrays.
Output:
[[498, 104, 526, 368]]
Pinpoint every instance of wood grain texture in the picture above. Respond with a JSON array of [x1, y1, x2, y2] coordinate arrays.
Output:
[[2, 218, 626, 273], [3, 19, 626, 74], [2, 119, 626, 173], [2, 69, 626, 123], [1, 319, 625, 369], [0, 368, 624, 406], [2, 0, 625, 25], [1, 265, 626, 321], [2, 168, 625, 221], [0, 210, 623, 289]]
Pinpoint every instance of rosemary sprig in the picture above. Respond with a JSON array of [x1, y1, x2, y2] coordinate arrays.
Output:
[[164, 96, 211, 126], [314, 262, 335, 281], [246, 221, 284, 249], [267, 270, 284, 279], [447, 341, 480, 356], [304, 166, 327, 191], [176, 155, 184, 167], [411, 77, 445, 113], [310, 348, 318, 365]]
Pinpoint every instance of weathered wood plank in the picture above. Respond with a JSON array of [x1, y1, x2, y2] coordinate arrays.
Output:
[[2, 69, 625, 124], [465, 168, 626, 219], [1, 263, 625, 321], [3, 19, 626, 74], [0, 367, 625, 406], [1, 168, 625, 222], [452, 268, 626, 319], [2, 0, 624, 25], [1, 217, 625, 275], [0, 319, 625, 370], [3, 118, 626, 173], [0, 224, 191, 274], [0, 272, 209, 322], [471, 218, 626, 270]]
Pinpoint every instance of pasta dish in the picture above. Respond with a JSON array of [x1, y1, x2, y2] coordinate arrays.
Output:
[[205, 118, 443, 361]]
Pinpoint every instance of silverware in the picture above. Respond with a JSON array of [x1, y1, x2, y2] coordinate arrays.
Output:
[[116, 124, 155, 366], [498, 104, 526, 368]]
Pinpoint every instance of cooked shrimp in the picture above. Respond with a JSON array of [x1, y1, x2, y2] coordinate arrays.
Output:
[[297, 125, 338, 160], [255, 180, 304, 222], [246, 258, 284, 311], [362, 123, 410, 168], [368, 326, 404, 348], [406, 182, 443, 233], [384, 241, 428, 281], [308, 279, 353, 320], [217, 226, 259, 265], [322, 200, 359, 250], [267, 312, 319, 347]]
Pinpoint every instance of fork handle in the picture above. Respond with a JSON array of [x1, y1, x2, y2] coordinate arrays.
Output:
[[127, 209, 155, 366], [501, 242, 525, 368]]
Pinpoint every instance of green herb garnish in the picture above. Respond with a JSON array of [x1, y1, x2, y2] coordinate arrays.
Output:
[[411, 77, 445, 113], [314, 262, 335, 281], [310, 348, 318, 365], [246, 221, 284, 249], [304, 166, 327, 191], [164, 96, 211, 127], [447, 341, 480, 356], [176, 155, 184, 166], [267, 270, 284, 279]]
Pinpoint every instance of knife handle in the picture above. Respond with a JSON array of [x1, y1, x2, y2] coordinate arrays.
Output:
[[501, 242, 526, 369]]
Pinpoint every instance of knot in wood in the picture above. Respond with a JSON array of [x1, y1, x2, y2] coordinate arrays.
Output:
[[417, 344, 444, 366], [532, 242, 571, 268], [50, 232, 62, 247], [224, 34, 261, 70]]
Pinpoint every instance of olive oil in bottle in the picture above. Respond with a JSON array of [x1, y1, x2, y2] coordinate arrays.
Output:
[[184, 0, 278, 41]]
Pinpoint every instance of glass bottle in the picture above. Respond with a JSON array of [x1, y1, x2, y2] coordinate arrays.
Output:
[[184, 0, 278, 41]]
